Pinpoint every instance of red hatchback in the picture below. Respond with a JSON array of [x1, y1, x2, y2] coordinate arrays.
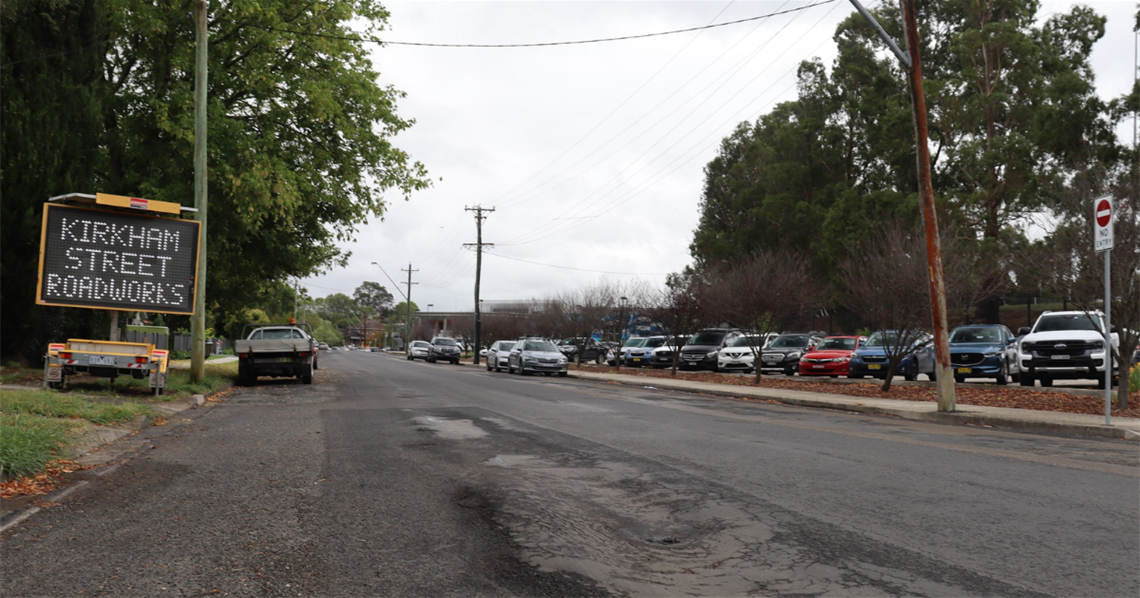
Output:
[[798, 336, 865, 377]]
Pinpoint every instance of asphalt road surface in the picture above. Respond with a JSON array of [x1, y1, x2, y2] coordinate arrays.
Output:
[[3, 351, 1137, 597]]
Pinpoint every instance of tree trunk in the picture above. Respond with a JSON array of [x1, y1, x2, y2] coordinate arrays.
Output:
[[881, 361, 896, 392]]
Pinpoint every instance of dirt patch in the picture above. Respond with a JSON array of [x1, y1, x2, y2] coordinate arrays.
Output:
[[570, 365, 1140, 418]]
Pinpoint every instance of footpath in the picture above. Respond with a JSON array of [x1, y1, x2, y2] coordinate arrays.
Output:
[[567, 369, 1140, 441]]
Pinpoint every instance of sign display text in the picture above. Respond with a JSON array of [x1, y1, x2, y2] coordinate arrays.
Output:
[[38, 204, 200, 314]]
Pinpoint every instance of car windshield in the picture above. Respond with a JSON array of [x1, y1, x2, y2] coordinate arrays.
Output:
[[1034, 314, 1100, 333], [950, 327, 1002, 343], [498, 341, 516, 351], [434, 338, 458, 346], [644, 337, 667, 348], [864, 332, 902, 347], [768, 335, 809, 348], [623, 338, 647, 348], [730, 336, 764, 348], [688, 331, 726, 345], [815, 338, 856, 351], [253, 328, 303, 340], [523, 340, 558, 352]]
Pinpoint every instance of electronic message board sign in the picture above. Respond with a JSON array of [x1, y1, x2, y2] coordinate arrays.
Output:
[[37, 204, 200, 314]]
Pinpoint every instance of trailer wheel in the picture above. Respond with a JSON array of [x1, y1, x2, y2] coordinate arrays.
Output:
[[238, 362, 256, 386], [301, 362, 314, 385]]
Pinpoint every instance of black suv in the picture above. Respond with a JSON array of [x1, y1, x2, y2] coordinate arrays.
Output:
[[679, 328, 742, 371], [428, 337, 462, 365]]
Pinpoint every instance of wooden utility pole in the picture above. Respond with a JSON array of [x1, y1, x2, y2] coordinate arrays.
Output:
[[899, 0, 954, 410], [190, 0, 209, 383], [401, 263, 418, 353], [464, 206, 494, 365], [849, 0, 955, 410]]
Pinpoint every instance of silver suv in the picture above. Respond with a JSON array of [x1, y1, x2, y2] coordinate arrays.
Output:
[[1018, 311, 1117, 388]]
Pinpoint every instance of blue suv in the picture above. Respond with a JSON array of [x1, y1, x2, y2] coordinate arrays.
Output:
[[948, 324, 1020, 385]]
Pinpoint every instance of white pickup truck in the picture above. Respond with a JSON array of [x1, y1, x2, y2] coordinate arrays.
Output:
[[234, 324, 317, 386], [1017, 310, 1118, 388]]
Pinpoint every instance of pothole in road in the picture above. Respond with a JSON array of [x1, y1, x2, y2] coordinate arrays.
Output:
[[411, 416, 488, 440]]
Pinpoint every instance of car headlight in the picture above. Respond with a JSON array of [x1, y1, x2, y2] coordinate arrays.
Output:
[[524, 356, 537, 362], [706, 351, 718, 358], [788, 351, 801, 359], [558, 357, 567, 364], [1093, 340, 1104, 350], [984, 351, 1000, 357]]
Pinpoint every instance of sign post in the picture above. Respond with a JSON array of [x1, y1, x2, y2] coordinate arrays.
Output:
[[1093, 196, 1113, 425]]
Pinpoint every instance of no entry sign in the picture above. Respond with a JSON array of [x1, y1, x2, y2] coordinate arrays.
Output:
[[1093, 196, 1113, 252]]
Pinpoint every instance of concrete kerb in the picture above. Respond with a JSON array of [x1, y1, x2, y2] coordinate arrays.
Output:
[[567, 371, 1140, 441]]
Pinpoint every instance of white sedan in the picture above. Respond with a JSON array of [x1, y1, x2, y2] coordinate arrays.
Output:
[[406, 340, 431, 361]]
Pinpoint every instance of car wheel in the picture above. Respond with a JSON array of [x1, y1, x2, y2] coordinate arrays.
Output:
[[1020, 370, 1035, 387], [1097, 376, 1107, 390], [954, 375, 965, 384], [903, 365, 917, 382], [595, 354, 603, 365], [452, 359, 459, 365], [406, 355, 412, 361], [927, 368, 937, 382], [1040, 376, 1053, 387], [996, 361, 1009, 386], [785, 367, 795, 376], [848, 374, 863, 379], [558, 371, 568, 377]]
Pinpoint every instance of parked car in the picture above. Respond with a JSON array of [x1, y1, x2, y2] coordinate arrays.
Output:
[[559, 338, 610, 364], [759, 333, 823, 375], [428, 337, 462, 364], [948, 324, 1019, 384], [1017, 311, 1117, 388], [370, 346, 379, 352], [407, 340, 431, 361], [798, 335, 865, 377], [318, 342, 330, 351], [485, 340, 517, 372], [609, 337, 648, 366], [679, 328, 743, 371], [625, 336, 670, 367], [507, 338, 568, 376], [647, 336, 689, 368], [717, 334, 773, 373], [848, 330, 935, 381]]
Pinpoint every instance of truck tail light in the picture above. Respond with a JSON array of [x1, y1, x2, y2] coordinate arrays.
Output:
[[239, 353, 248, 359], [136, 356, 148, 363], [61, 352, 71, 359], [299, 351, 310, 357]]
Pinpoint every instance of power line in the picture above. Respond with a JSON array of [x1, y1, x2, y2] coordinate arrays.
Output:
[[481, 250, 669, 276], [220, 1, 839, 48], [501, 1, 841, 247]]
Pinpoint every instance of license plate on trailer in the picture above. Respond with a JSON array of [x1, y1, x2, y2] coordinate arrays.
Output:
[[275, 357, 292, 363], [89, 355, 116, 366], [1050, 355, 1069, 360], [868, 364, 881, 370], [957, 367, 971, 374]]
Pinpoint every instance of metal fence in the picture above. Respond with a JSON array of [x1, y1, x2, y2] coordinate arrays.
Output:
[[123, 331, 231, 354]]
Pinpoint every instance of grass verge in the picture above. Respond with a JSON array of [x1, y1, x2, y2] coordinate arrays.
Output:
[[0, 412, 83, 479]]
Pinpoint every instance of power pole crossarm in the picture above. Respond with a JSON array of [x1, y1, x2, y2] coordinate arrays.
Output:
[[464, 205, 495, 365]]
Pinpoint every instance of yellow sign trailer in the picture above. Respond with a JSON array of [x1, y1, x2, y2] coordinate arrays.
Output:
[[37, 192, 198, 394], [45, 339, 170, 395]]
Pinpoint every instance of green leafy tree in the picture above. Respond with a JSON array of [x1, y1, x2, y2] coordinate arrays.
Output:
[[353, 281, 395, 319], [1, 0, 109, 361], [100, 0, 429, 320]]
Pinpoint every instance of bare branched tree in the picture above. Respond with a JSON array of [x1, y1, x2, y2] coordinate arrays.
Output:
[[1018, 168, 1139, 408], [643, 271, 704, 375], [838, 221, 934, 391], [702, 249, 817, 382]]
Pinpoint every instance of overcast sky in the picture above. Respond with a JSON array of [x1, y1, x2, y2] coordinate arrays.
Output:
[[302, 0, 1138, 312]]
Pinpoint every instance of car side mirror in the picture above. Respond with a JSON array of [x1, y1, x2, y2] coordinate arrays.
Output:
[[1017, 327, 1031, 336], [1110, 325, 1118, 334]]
